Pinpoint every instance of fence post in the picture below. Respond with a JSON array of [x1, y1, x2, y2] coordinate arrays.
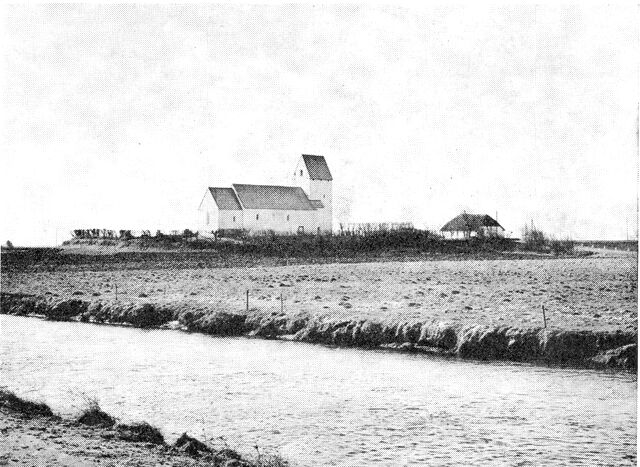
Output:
[[280, 292, 284, 313], [542, 304, 547, 328], [246, 289, 249, 312], [115, 283, 118, 301]]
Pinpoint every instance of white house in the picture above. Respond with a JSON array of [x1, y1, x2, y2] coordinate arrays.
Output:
[[198, 154, 333, 235], [440, 213, 505, 239]]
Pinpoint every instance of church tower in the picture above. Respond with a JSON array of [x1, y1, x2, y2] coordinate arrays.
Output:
[[292, 154, 333, 233]]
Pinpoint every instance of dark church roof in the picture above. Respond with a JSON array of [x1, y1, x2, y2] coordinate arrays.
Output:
[[441, 213, 503, 232], [232, 184, 317, 210], [208, 187, 242, 210], [302, 154, 333, 181]]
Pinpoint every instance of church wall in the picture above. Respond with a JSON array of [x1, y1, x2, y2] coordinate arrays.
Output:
[[309, 179, 332, 233], [218, 210, 243, 231], [197, 193, 219, 233], [292, 157, 309, 191], [243, 209, 320, 234]]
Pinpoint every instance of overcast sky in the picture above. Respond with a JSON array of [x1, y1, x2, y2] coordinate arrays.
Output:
[[1, 3, 638, 245]]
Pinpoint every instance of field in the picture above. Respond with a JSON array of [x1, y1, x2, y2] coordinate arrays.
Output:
[[2, 248, 636, 332]]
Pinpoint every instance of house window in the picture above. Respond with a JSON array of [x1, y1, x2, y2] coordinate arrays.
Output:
[[300, 170, 303, 176], [256, 214, 259, 220]]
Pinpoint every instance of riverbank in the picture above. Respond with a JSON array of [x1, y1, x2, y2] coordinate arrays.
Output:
[[2, 250, 636, 370], [1, 291, 636, 370], [0, 389, 288, 466]]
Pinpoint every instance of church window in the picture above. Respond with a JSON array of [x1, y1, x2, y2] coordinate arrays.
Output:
[[256, 214, 259, 220], [206, 212, 210, 225], [300, 170, 303, 176], [287, 214, 290, 221], [233, 216, 236, 222]]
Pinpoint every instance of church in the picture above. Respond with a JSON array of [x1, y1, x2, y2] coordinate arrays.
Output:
[[198, 154, 333, 235]]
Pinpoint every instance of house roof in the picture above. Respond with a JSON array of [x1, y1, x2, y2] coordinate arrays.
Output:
[[232, 184, 317, 210], [302, 154, 333, 181], [441, 213, 504, 232], [208, 187, 242, 210]]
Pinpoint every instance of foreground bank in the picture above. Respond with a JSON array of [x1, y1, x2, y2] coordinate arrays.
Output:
[[0, 390, 288, 466], [2, 292, 636, 370]]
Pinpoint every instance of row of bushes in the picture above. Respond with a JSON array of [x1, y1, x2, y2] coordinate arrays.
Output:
[[190, 228, 519, 257], [65, 225, 578, 257], [71, 229, 198, 240]]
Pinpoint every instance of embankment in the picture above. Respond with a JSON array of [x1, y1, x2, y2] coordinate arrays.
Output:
[[0, 389, 287, 466], [1, 292, 636, 371]]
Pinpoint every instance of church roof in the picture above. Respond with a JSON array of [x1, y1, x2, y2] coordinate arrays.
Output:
[[302, 154, 333, 181], [232, 184, 317, 210], [309, 199, 324, 209], [208, 187, 242, 210], [441, 213, 503, 232]]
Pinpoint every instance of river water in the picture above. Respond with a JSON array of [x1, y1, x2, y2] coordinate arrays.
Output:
[[0, 315, 636, 466]]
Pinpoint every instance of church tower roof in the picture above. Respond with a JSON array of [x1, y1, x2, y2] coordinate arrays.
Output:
[[301, 154, 333, 181]]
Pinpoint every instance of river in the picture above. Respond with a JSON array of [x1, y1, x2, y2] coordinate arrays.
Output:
[[0, 315, 636, 466]]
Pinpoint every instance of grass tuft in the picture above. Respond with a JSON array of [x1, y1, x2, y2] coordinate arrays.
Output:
[[0, 388, 53, 417], [116, 421, 165, 445], [76, 397, 115, 427]]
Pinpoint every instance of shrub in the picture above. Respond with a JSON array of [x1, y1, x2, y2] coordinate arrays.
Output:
[[550, 238, 575, 256], [5, 240, 13, 249], [522, 225, 548, 251]]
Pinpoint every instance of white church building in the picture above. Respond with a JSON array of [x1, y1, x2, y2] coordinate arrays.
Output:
[[198, 154, 333, 235]]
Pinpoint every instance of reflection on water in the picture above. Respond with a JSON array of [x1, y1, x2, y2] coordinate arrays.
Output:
[[0, 315, 636, 466]]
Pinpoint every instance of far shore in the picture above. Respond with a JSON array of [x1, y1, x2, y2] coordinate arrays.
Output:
[[2, 245, 636, 371], [2, 292, 636, 371]]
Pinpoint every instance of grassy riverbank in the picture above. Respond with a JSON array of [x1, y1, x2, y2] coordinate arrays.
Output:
[[0, 389, 289, 466], [1, 247, 636, 370], [1, 290, 636, 370]]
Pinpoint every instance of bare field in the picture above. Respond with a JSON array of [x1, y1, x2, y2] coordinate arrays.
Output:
[[2, 251, 636, 333]]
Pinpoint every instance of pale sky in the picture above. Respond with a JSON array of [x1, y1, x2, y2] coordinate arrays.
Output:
[[1, 3, 638, 245]]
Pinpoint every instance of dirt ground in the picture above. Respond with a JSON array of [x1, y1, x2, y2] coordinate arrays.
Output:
[[2, 249, 636, 333], [0, 409, 220, 467]]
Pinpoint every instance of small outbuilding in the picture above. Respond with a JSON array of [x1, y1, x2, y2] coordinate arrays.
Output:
[[441, 213, 504, 239]]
